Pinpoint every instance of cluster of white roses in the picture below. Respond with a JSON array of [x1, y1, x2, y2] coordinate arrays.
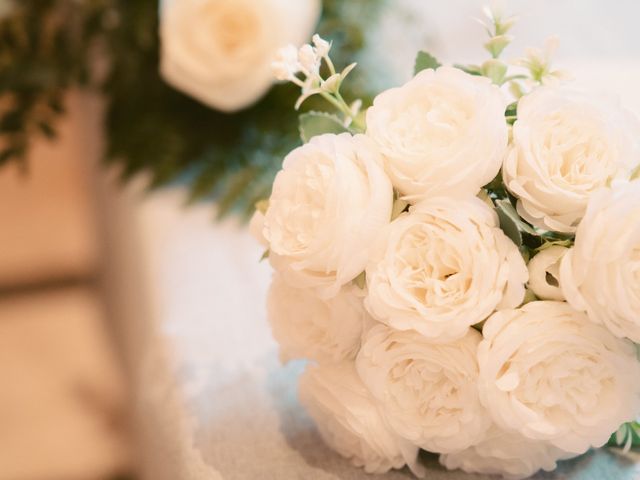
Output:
[[251, 37, 640, 478]]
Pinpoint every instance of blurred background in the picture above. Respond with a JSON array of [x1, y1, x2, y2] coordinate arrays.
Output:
[[0, 1, 639, 480]]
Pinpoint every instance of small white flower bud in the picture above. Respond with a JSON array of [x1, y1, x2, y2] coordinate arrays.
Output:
[[272, 63, 294, 81], [312, 34, 331, 57], [271, 45, 300, 80], [298, 44, 320, 74]]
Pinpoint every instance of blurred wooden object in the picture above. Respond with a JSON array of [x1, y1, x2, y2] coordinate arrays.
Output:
[[0, 91, 132, 480], [0, 287, 129, 480], [0, 94, 99, 289]]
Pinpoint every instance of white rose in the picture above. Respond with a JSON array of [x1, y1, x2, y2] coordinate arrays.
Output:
[[503, 86, 640, 233], [478, 301, 640, 454], [356, 324, 490, 453], [267, 275, 372, 363], [263, 133, 393, 298], [560, 181, 640, 342], [160, 0, 320, 111], [440, 425, 572, 480], [366, 66, 508, 201], [298, 363, 423, 476], [365, 196, 527, 341], [526, 245, 568, 301]]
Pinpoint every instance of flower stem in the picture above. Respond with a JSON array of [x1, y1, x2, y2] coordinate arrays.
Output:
[[319, 91, 365, 132], [324, 56, 337, 76]]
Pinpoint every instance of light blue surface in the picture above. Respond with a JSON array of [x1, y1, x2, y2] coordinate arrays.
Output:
[[192, 358, 640, 480]]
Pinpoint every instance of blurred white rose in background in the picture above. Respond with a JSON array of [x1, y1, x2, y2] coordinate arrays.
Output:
[[478, 301, 640, 455], [366, 67, 508, 201], [356, 324, 490, 453], [365, 196, 527, 341], [299, 363, 423, 476], [267, 275, 372, 363], [560, 181, 640, 342], [503, 86, 640, 233], [160, 0, 320, 111]]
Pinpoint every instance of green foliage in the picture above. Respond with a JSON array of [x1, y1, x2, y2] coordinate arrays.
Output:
[[505, 101, 518, 124], [481, 58, 508, 85], [453, 64, 483, 76], [352, 271, 366, 289], [484, 172, 575, 256], [299, 111, 348, 143], [0, 0, 385, 217], [608, 422, 640, 450], [413, 51, 441, 75], [494, 198, 537, 248], [391, 195, 408, 221], [484, 34, 511, 58], [0, 0, 108, 167]]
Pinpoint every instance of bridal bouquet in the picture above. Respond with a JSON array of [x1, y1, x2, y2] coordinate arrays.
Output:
[[251, 6, 640, 479]]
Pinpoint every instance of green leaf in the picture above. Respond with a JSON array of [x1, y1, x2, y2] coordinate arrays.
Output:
[[482, 59, 508, 85], [414, 51, 441, 75], [505, 102, 518, 118], [255, 199, 269, 214], [483, 172, 505, 194], [506, 98, 521, 124], [454, 64, 483, 76], [495, 198, 538, 247], [298, 111, 349, 143], [484, 34, 512, 58], [509, 81, 526, 99], [521, 288, 537, 305], [496, 204, 522, 247], [353, 271, 366, 289], [216, 165, 261, 218], [391, 193, 408, 220], [535, 239, 573, 252], [260, 249, 270, 262], [608, 422, 640, 450], [471, 320, 485, 333]]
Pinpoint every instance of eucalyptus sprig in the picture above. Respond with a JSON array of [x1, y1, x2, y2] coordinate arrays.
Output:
[[450, 5, 519, 86]]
